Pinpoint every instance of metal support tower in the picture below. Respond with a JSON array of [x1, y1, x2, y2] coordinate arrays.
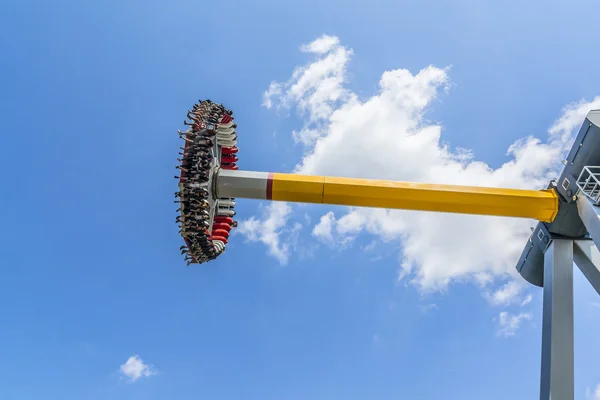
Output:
[[540, 239, 574, 400], [532, 194, 600, 400]]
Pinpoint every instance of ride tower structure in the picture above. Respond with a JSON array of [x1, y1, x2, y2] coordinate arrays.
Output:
[[174, 100, 600, 400]]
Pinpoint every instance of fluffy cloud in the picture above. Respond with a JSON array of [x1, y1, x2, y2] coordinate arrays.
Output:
[[119, 355, 156, 382], [587, 384, 600, 400], [585, 384, 600, 400], [242, 34, 600, 299], [485, 280, 528, 306], [312, 211, 335, 242], [237, 202, 293, 264], [300, 34, 340, 54], [520, 294, 533, 307], [496, 311, 532, 337]]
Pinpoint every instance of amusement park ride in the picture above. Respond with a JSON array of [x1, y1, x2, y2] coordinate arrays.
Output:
[[175, 100, 600, 400]]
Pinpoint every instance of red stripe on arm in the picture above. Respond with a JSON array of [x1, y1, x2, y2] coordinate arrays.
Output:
[[266, 173, 274, 200]]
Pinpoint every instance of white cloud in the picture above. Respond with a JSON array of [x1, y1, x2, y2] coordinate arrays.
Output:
[[262, 82, 282, 109], [587, 384, 600, 400], [119, 355, 156, 382], [485, 280, 527, 306], [237, 202, 293, 265], [312, 211, 335, 242], [300, 34, 340, 54], [520, 294, 533, 307], [549, 97, 600, 141], [262, 34, 353, 145], [496, 311, 532, 337], [243, 34, 600, 297]]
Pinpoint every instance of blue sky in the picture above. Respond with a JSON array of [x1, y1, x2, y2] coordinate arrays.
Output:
[[1, 0, 600, 399]]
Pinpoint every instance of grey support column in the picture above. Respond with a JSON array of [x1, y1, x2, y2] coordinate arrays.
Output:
[[540, 240, 574, 400]]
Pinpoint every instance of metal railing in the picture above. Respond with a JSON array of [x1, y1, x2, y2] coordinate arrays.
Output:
[[576, 166, 600, 204]]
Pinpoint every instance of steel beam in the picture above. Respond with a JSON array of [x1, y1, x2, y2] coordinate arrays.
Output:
[[216, 170, 559, 222], [540, 240, 574, 400], [573, 240, 600, 295], [577, 194, 600, 250]]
